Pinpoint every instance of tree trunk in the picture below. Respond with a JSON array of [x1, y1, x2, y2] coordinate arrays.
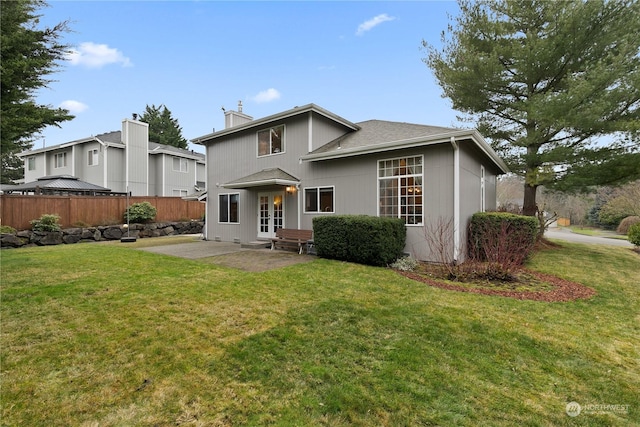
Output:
[[522, 183, 537, 216]]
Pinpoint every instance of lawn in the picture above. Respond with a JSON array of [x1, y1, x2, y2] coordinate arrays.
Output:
[[1, 241, 638, 426]]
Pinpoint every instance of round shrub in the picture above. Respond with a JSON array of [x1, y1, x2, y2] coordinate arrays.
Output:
[[124, 202, 157, 223], [628, 223, 640, 247], [30, 214, 61, 232], [616, 216, 640, 235]]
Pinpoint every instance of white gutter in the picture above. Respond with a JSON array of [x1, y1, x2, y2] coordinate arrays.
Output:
[[222, 178, 300, 189], [451, 136, 460, 264]]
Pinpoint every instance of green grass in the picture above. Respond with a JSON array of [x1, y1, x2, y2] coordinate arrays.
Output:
[[567, 226, 629, 240], [1, 242, 638, 426]]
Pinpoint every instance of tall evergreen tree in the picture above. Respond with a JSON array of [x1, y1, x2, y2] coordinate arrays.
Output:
[[1, 0, 74, 183], [139, 104, 188, 149], [424, 0, 640, 216]]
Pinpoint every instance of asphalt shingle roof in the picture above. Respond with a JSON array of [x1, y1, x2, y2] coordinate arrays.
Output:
[[311, 120, 458, 155]]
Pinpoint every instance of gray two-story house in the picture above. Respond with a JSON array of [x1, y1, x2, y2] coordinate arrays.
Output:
[[192, 103, 508, 262], [19, 118, 206, 197]]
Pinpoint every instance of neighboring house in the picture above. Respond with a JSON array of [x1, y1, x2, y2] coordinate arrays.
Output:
[[19, 118, 206, 197], [192, 103, 509, 262]]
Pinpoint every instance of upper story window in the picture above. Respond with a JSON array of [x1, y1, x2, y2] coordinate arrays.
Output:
[[27, 156, 36, 171], [88, 149, 99, 166], [378, 156, 423, 225], [257, 125, 284, 157], [54, 152, 67, 168], [304, 186, 334, 213], [173, 157, 188, 173]]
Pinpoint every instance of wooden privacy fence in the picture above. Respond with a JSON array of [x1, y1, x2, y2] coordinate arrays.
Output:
[[0, 195, 205, 230]]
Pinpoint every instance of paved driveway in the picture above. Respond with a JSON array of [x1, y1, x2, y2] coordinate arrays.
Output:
[[545, 227, 633, 248]]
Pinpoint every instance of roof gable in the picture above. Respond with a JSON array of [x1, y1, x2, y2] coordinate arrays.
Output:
[[192, 103, 359, 144]]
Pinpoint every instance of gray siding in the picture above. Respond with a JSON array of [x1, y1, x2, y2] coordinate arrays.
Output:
[[24, 152, 47, 182], [107, 147, 126, 193], [123, 120, 149, 195], [203, 111, 504, 262], [77, 142, 104, 186]]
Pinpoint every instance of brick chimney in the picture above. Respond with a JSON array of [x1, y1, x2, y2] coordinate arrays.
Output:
[[224, 100, 253, 129]]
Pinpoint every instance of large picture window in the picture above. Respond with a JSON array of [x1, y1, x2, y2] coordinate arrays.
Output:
[[304, 186, 334, 213], [378, 156, 423, 225], [219, 193, 239, 223], [257, 125, 284, 156]]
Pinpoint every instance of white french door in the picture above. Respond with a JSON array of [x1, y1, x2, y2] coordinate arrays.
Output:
[[257, 191, 284, 239]]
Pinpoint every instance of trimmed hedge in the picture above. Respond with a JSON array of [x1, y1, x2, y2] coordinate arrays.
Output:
[[468, 212, 538, 265], [628, 223, 640, 247], [312, 215, 406, 267]]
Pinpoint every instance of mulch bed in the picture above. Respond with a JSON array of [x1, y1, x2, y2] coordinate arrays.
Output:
[[398, 269, 596, 302]]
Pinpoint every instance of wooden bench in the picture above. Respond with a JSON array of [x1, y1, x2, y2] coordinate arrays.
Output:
[[270, 228, 313, 254]]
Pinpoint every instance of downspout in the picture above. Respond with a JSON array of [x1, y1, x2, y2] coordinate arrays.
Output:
[[308, 112, 313, 153], [71, 145, 76, 177], [124, 123, 129, 194], [296, 184, 301, 230], [450, 136, 460, 263], [162, 154, 166, 196]]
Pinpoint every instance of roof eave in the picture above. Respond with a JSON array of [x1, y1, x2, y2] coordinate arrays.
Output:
[[301, 129, 509, 174], [222, 178, 300, 189]]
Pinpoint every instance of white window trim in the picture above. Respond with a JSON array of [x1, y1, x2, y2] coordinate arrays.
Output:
[[88, 149, 99, 166], [172, 189, 188, 197], [256, 124, 285, 157], [172, 157, 188, 173], [218, 192, 240, 224], [377, 155, 424, 226], [54, 152, 67, 169], [303, 186, 335, 213], [27, 156, 36, 171]]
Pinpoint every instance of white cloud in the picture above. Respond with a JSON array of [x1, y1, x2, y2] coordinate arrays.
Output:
[[59, 100, 88, 113], [251, 88, 281, 103], [356, 13, 396, 36], [66, 42, 132, 68]]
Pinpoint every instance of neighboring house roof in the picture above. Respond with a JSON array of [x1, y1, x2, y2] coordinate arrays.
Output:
[[223, 168, 300, 189], [148, 141, 205, 162], [301, 121, 509, 173], [5, 175, 116, 195], [191, 103, 360, 144], [18, 131, 205, 162]]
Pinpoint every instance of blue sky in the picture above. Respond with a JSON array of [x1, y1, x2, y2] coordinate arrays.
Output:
[[35, 1, 462, 153]]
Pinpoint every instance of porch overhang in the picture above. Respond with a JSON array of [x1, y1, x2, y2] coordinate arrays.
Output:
[[222, 167, 300, 189]]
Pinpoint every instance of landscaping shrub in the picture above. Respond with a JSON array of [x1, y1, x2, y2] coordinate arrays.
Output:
[[616, 216, 640, 235], [313, 215, 406, 266], [628, 223, 640, 247], [390, 256, 418, 272], [30, 214, 62, 232], [124, 202, 157, 223], [468, 212, 538, 277], [0, 225, 17, 234]]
